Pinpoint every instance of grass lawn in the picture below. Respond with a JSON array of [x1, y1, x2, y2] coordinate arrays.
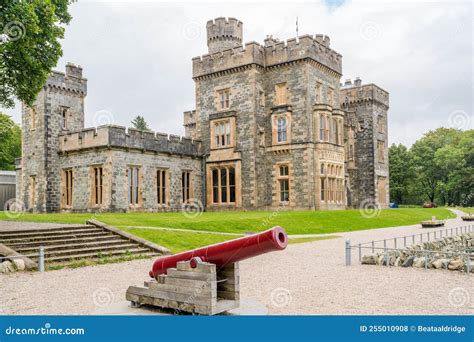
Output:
[[122, 228, 341, 253], [0, 208, 455, 235], [459, 207, 474, 215]]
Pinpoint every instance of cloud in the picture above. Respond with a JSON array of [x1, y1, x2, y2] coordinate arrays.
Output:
[[1, 0, 472, 146]]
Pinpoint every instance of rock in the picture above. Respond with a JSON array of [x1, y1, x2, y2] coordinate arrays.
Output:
[[394, 257, 401, 267], [12, 259, 25, 271], [1, 261, 15, 273], [402, 256, 415, 267], [361, 255, 377, 265], [0, 262, 6, 273], [448, 258, 464, 271], [389, 255, 396, 266], [413, 257, 426, 268], [432, 258, 449, 269]]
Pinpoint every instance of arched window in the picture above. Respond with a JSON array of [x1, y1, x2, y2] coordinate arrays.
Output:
[[277, 117, 287, 143]]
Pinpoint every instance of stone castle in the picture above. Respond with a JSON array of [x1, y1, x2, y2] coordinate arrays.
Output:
[[16, 17, 389, 213]]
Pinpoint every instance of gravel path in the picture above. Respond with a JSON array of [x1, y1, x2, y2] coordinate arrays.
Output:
[[0, 210, 472, 315]]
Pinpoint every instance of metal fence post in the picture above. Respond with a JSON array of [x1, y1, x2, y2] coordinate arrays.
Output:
[[467, 256, 471, 275], [394, 238, 397, 249], [358, 243, 362, 263], [39, 246, 45, 273], [427, 232, 430, 241], [412, 234, 415, 244], [345, 240, 351, 266], [424, 252, 428, 271], [371, 240, 375, 253], [420, 233, 423, 242], [404, 236, 407, 247]]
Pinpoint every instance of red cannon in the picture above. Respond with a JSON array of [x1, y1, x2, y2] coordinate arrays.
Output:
[[149, 226, 288, 278]]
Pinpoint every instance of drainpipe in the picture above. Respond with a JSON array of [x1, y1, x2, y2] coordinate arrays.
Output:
[[201, 154, 208, 211]]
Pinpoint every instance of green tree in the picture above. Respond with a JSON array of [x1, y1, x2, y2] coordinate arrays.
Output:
[[388, 143, 415, 204], [410, 128, 463, 204], [0, 0, 74, 108], [131, 115, 151, 131], [0, 113, 21, 170]]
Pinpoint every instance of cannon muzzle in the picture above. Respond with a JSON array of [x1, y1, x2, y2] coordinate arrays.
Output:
[[149, 226, 288, 278]]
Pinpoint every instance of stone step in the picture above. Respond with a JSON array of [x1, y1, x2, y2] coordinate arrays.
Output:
[[0, 227, 104, 239], [0, 225, 97, 236], [28, 243, 144, 258], [13, 239, 134, 253], [0, 231, 112, 244], [40, 248, 156, 263], [6, 235, 124, 249]]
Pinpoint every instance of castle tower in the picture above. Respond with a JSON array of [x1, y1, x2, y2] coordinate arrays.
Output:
[[206, 17, 243, 54], [18, 63, 87, 212], [341, 78, 389, 208]]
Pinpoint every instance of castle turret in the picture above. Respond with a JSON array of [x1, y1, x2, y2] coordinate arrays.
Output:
[[206, 17, 243, 54]]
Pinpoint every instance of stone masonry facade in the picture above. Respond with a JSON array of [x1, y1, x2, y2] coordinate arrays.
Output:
[[16, 17, 389, 213]]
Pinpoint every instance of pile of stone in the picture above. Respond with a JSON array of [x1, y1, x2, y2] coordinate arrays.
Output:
[[361, 232, 474, 273], [0, 258, 26, 273]]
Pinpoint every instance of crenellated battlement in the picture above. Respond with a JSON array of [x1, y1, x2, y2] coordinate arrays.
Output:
[[264, 34, 341, 74], [193, 42, 265, 78], [340, 80, 389, 108], [46, 63, 87, 95], [193, 32, 342, 78], [206, 17, 243, 54], [58, 125, 202, 156]]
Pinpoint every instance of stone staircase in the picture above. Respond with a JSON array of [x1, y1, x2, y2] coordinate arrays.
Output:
[[0, 222, 168, 267]]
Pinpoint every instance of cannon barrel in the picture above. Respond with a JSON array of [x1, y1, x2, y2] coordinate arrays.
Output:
[[149, 226, 288, 278]]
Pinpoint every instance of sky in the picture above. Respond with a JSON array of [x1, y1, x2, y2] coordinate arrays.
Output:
[[1, 0, 472, 146]]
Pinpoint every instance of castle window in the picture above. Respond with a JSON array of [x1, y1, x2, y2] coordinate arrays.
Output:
[[331, 118, 337, 144], [60, 107, 69, 130], [320, 178, 325, 202], [378, 176, 387, 205], [62, 169, 73, 207], [211, 167, 236, 205], [157, 169, 168, 206], [29, 176, 36, 209], [377, 116, 385, 134], [214, 120, 231, 147], [278, 165, 290, 203], [274, 83, 288, 106], [218, 89, 231, 110], [277, 117, 287, 143], [338, 119, 343, 145], [91, 166, 103, 206], [377, 140, 385, 163], [349, 144, 354, 161], [128, 167, 140, 206], [182, 171, 192, 203], [327, 88, 334, 107], [319, 115, 324, 141], [272, 113, 290, 145], [320, 163, 325, 175], [325, 115, 330, 142], [259, 90, 265, 106], [315, 82, 322, 103]]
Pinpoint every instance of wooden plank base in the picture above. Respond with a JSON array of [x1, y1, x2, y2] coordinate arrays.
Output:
[[126, 260, 239, 315]]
